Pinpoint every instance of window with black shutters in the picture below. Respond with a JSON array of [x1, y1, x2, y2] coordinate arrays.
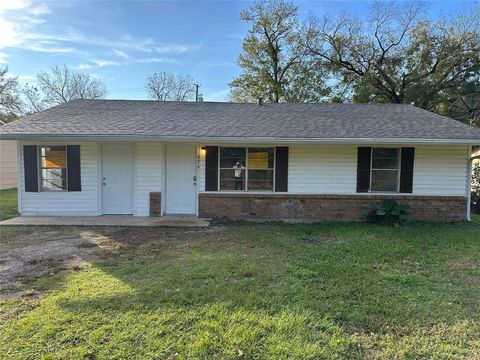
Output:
[[357, 146, 415, 193], [23, 145, 81, 193], [218, 147, 275, 191]]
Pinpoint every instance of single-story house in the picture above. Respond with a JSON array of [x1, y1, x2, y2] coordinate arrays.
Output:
[[1, 99, 479, 221]]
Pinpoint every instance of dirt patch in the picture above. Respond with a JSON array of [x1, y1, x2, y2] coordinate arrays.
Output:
[[0, 228, 101, 299], [447, 258, 476, 271], [0, 225, 229, 299]]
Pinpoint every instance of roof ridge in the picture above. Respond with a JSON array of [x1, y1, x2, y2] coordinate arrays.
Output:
[[75, 98, 416, 106]]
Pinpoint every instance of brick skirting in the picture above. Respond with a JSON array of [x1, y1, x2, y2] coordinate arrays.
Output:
[[198, 193, 467, 221], [149, 192, 162, 217]]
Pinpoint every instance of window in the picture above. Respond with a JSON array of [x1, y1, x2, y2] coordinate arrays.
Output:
[[219, 147, 274, 191], [370, 148, 399, 192], [39, 146, 67, 191], [247, 147, 274, 190], [220, 147, 246, 190]]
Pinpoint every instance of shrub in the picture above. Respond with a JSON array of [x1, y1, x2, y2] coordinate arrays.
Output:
[[368, 199, 410, 225]]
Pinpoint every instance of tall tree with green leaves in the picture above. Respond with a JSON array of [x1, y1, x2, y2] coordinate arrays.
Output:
[[303, 2, 480, 116], [230, 0, 329, 103]]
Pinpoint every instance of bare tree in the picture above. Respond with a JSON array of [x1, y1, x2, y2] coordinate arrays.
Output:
[[21, 64, 107, 113], [35, 65, 106, 106], [22, 83, 48, 114], [146, 72, 195, 101], [0, 67, 22, 122]]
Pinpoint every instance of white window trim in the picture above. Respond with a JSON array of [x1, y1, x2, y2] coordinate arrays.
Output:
[[38, 145, 69, 192], [218, 146, 276, 192], [369, 147, 401, 193]]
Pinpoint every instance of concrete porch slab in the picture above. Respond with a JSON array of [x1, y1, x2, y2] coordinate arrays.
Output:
[[0, 216, 211, 227]]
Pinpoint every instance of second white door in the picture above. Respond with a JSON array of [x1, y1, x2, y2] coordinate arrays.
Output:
[[165, 145, 196, 215], [102, 144, 133, 214]]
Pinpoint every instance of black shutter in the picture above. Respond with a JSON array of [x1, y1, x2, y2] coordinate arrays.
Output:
[[356, 147, 371, 193], [67, 145, 81, 191], [23, 145, 39, 192], [205, 146, 218, 191], [399, 147, 415, 193], [275, 147, 288, 192]]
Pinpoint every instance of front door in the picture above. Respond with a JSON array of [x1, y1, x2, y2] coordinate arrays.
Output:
[[102, 144, 133, 214], [166, 145, 196, 215]]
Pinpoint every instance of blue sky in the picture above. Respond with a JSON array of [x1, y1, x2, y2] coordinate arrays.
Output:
[[0, 0, 475, 102]]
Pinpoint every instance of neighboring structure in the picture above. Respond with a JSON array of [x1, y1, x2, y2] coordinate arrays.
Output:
[[473, 146, 480, 166], [0, 140, 17, 190], [0, 100, 479, 221]]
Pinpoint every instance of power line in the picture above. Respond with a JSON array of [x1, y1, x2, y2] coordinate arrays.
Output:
[[108, 87, 145, 93], [106, 82, 227, 94]]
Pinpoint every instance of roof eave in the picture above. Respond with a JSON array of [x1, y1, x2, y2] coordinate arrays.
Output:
[[1, 134, 479, 145]]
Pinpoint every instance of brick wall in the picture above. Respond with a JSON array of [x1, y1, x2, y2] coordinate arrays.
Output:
[[198, 193, 467, 221], [149, 192, 162, 217]]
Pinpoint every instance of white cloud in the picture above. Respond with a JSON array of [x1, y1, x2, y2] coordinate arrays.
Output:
[[0, 52, 8, 63], [154, 44, 201, 54], [28, 3, 50, 16], [76, 63, 92, 70], [0, 13, 23, 49], [92, 59, 121, 67], [0, 0, 31, 12], [0, 0, 201, 69], [0, 0, 53, 56], [74, 59, 124, 70], [135, 57, 180, 64], [112, 48, 129, 59], [24, 44, 75, 53]]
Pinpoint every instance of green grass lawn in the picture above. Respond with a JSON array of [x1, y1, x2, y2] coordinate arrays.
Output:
[[0, 188, 18, 220], [1, 221, 479, 359]]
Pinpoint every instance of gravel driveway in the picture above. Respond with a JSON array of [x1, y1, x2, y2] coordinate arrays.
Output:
[[0, 226, 125, 299]]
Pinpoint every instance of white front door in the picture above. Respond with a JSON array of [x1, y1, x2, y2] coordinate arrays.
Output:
[[102, 144, 133, 214], [166, 145, 196, 215]]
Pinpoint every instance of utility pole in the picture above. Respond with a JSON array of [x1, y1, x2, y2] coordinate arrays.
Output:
[[195, 84, 200, 102]]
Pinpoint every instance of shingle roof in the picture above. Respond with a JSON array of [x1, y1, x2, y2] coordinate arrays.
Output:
[[1, 99, 480, 143]]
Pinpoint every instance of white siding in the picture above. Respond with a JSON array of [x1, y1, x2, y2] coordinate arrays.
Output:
[[0, 140, 17, 189], [289, 145, 357, 193], [413, 145, 468, 195], [134, 142, 164, 216], [19, 141, 100, 216], [198, 144, 469, 196]]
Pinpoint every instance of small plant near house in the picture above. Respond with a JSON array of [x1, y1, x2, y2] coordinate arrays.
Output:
[[368, 199, 410, 225]]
